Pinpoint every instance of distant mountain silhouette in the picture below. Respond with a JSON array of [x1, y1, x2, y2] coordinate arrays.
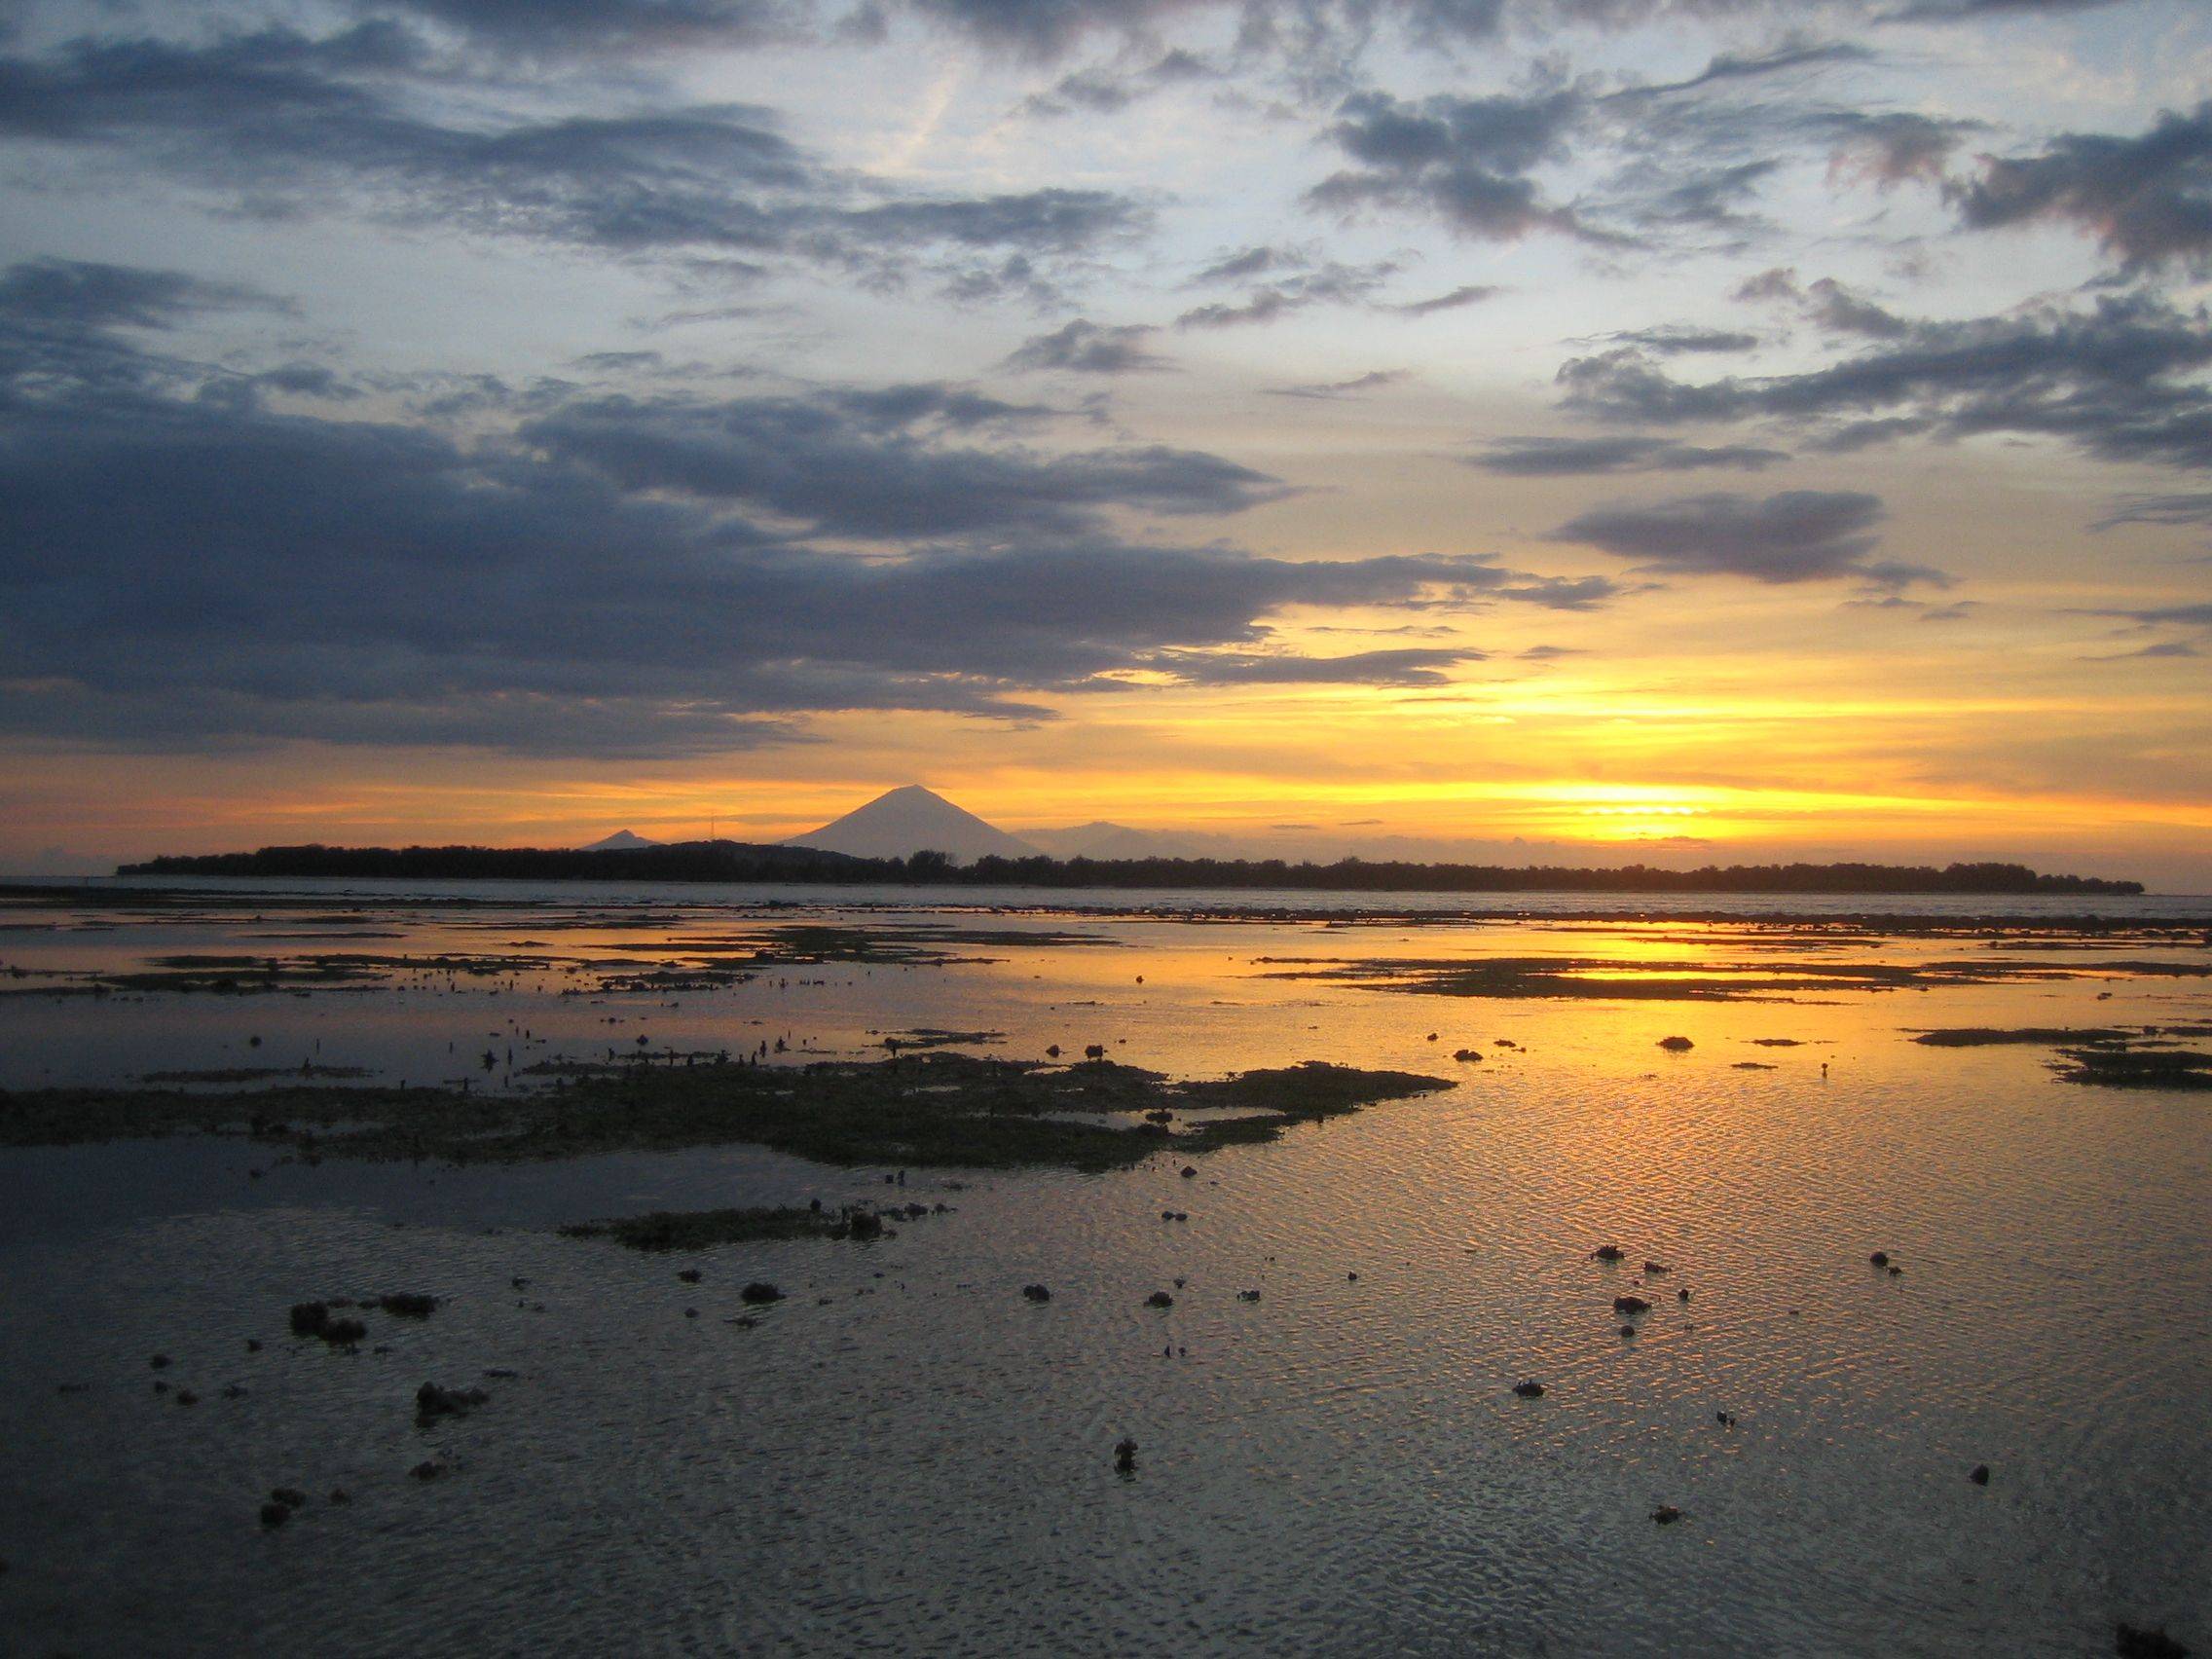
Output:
[[786, 785, 1040, 864], [579, 830, 660, 851]]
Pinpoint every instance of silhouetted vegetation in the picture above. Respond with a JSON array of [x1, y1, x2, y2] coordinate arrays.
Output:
[[118, 840, 2146, 895]]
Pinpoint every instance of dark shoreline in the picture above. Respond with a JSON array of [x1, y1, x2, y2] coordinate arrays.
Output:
[[110, 841, 2147, 897]]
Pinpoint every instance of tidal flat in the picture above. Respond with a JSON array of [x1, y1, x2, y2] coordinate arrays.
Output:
[[1, 879, 2208, 1656]]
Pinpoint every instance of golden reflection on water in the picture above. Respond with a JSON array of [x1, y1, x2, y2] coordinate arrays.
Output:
[[0, 890, 2208, 1651]]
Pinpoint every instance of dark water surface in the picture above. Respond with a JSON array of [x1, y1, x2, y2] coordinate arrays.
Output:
[[1, 882, 2207, 1655]]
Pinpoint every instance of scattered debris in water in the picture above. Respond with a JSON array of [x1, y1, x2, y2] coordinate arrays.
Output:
[[2115, 1623, 2191, 1658], [416, 1382, 489, 1421]]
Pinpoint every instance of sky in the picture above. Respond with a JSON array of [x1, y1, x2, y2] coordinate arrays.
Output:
[[1, 0, 2209, 885]]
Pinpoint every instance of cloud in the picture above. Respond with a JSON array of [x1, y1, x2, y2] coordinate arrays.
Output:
[[519, 388, 1294, 537], [0, 257, 287, 332], [1577, 39, 1936, 243], [1549, 489, 1945, 585], [0, 257, 1615, 756], [348, 0, 806, 53], [1731, 266, 1803, 304], [1614, 39, 1874, 99], [1191, 245, 1293, 284], [1469, 434, 1788, 473], [1265, 369, 1409, 400], [2081, 639, 2198, 661], [1556, 293, 2212, 473], [1002, 318, 1171, 374], [2091, 491, 2212, 532], [1137, 645, 1485, 684], [1803, 276, 1910, 338], [1604, 325, 1760, 354], [1825, 110, 1979, 187], [1019, 48, 1218, 116], [0, 25, 1147, 286], [1307, 87, 1601, 243], [2107, 603, 2212, 627], [1389, 283, 1503, 316], [1175, 259, 1401, 327], [1885, 0, 2142, 21], [1952, 101, 2212, 273]]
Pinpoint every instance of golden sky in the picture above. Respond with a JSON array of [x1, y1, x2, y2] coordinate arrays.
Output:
[[1, 0, 2208, 884]]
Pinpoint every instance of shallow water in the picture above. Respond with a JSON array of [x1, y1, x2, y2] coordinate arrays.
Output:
[[1, 883, 2207, 1655]]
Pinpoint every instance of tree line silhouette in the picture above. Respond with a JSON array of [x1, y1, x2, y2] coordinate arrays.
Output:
[[119, 841, 2145, 895]]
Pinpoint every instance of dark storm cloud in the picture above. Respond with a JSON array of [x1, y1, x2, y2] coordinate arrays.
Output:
[[1557, 293, 2212, 473], [1952, 101, 2212, 273], [0, 25, 1145, 280], [1002, 318, 1172, 374], [1307, 88, 1599, 243], [1549, 489, 1944, 585], [0, 258, 1613, 755], [1469, 434, 1788, 473], [1138, 645, 1485, 684]]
